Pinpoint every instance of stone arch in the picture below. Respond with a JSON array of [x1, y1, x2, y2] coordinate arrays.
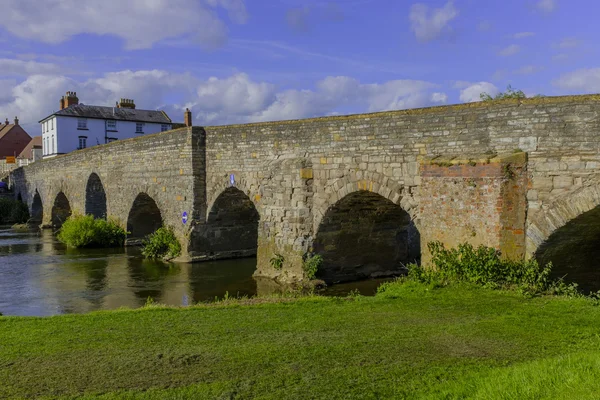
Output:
[[85, 172, 107, 219], [313, 189, 420, 284], [51, 191, 72, 229], [206, 173, 261, 219], [313, 173, 418, 233], [30, 190, 43, 225], [126, 192, 163, 239], [191, 186, 260, 260], [528, 183, 600, 293]]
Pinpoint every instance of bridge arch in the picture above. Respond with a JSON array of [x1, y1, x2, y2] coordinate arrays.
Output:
[[206, 173, 261, 219], [193, 186, 260, 259], [51, 191, 72, 229], [126, 192, 163, 239], [85, 172, 107, 219], [30, 189, 43, 225], [528, 183, 600, 292], [313, 175, 420, 284]]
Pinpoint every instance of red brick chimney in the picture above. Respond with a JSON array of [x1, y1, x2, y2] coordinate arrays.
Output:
[[14, 116, 19, 126], [59, 97, 65, 110], [62, 91, 79, 108], [184, 108, 192, 127], [117, 98, 136, 109]]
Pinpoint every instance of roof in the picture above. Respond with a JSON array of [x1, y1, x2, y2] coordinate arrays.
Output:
[[39, 104, 172, 124], [17, 136, 42, 159], [0, 123, 14, 140]]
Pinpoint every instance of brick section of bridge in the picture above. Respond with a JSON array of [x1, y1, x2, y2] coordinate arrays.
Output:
[[10, 95, 600, 282]]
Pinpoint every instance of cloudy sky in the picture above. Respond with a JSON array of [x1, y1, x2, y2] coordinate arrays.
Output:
[[0, 0, 596, 133]]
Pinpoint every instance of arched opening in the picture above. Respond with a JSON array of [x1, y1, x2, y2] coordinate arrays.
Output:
[[17, 193, 22, 203], [85, 173, 107, 219], [314, 190, 420, 284], [192, 187, 259, 259], [535, 204, 600, 294], [30, 190, 43, 225], [51, 192, 72, 229], [126, 193, 163, 239]]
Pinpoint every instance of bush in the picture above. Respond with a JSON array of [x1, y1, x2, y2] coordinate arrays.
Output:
[[57, 214, 127, 248], [270, 254, 285, 270], [302, 254, 322, 280], [403, 241, 576, 295], [141, 226, 181, 260], [0, 198, 29, 225]]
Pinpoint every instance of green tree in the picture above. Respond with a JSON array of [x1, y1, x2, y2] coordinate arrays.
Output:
[[480, 85, 544, 101]]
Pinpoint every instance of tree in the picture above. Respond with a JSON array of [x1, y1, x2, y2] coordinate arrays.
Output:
[[480, 85, 544, 101]]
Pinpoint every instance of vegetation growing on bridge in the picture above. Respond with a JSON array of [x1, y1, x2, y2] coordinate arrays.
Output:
[[57, 214, 127, 248], [480, 84, 544, 101], [141, 226, 181, 260], [0, 197, 29, 225]]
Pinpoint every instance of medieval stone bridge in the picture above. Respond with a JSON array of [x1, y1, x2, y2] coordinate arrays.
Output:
[[10, 94, 600, 285]]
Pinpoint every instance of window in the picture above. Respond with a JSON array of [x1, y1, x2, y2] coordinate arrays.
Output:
[[51, 135, 54, 154], [42, 122, 45, 133], [106, 120, 117, 131], [161, 124, 169, 132], [78, 136, 87, 150], [50, 118, 53, 130], [136, 122, 144, 133], [77, 118, 87, 129]]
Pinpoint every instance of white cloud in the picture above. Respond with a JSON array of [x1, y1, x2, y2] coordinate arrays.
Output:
[[409, 1, 458, 42], [0, 0, 247, 50], [555, 37, 580, 49], [0, 59, 63, 76], [536, 0, 556, 13], [514, 65, 543, 75], [512, 32, 535, 39], [553, 68, 600, 92], [459, 82, 499, 103], [498, 44, 521, 56], [0, 70, 445, 128]]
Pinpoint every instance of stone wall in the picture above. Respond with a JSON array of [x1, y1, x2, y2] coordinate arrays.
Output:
[[203, 95, 600, 281]]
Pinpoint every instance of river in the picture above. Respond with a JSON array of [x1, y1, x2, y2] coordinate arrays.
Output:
[[0, 228, 389, 316]]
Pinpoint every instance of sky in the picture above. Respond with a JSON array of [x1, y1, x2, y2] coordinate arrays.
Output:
[[0, 0, 598, 133]]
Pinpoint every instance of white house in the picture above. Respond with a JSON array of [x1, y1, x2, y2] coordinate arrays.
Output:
[[39, 92, 173, 158]]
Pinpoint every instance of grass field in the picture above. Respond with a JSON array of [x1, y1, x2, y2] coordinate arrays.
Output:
[[2, 281, 600, 399]]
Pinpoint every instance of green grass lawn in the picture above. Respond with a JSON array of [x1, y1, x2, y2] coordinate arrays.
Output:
[[2, 281, 600, 399]]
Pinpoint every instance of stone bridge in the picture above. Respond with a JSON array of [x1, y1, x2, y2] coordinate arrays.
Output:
[[10, 95, 600, 285]]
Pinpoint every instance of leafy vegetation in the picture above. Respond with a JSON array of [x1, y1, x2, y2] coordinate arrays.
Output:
[[395, 241, 577, 296], [141, 226, 181, 260], [0, 197, 29, 225], [480, 84, 544, 101], [57, 214, 127, 248], [302, 253, 323, 280], [2, 284, 600, 399], [270, 253, 285, 270]]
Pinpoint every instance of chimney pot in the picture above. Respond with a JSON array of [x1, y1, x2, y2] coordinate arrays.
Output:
[[4, 118, 8, 125], [14, 116, 18, 126]]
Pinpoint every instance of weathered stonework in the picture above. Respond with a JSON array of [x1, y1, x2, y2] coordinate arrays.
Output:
[[10, 95, 600, 282]]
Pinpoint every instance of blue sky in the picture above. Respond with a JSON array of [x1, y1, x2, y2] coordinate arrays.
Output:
[[0, 0, 597, 132]]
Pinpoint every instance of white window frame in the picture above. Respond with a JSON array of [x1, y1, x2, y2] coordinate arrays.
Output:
[[135, 122, 144, 133], [106, 120, 117, 131], [50, 118, 53, 130], [51, 135, 54, 154], [78, 136, 87, 150], [161, 124, 169, 132], [77, 118, 87, 130]]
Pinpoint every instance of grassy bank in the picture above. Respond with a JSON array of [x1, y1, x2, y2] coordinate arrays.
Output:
[[2, 282, 600, 399]]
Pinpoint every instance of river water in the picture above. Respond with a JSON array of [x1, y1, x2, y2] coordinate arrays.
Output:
[[0, 228, 388, 316]]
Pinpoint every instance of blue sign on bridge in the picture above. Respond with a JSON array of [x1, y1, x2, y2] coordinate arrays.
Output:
[[182, 211, 188, 224]]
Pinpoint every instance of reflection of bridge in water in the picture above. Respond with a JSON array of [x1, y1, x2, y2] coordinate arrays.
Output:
[[9, 95, 600, 288]]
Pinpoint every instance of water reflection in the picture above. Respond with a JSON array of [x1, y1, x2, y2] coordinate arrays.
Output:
[[0, 228, 392, 317]]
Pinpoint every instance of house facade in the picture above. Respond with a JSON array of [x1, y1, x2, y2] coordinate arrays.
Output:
[[39, 92, 172, 158], [17, 136, 42, 167], [0, 117, 32, 160]]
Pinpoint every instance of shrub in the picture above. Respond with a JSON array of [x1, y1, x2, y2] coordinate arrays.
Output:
[[404, 241, 577, 295], [0, 198, 29, 225], [270, 254, 285, 270], [302, 254, 323, 280], [57, 214, 127, 248], [141, 226, 181, 260]]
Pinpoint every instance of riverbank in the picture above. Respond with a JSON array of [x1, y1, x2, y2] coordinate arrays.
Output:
[[2, 282, 600, 399]]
